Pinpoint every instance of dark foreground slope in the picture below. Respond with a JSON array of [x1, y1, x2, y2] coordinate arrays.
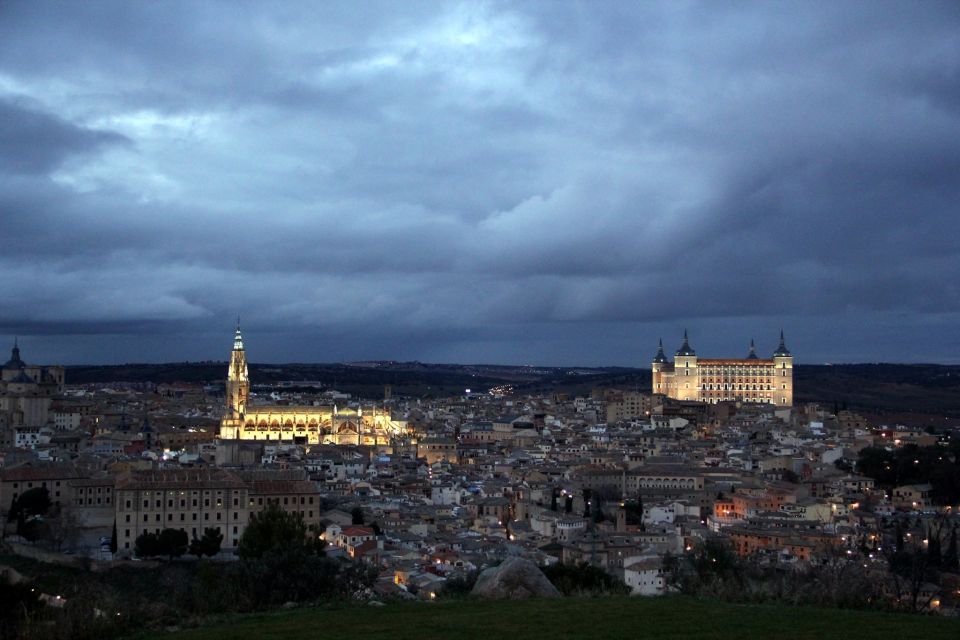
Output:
[[141, 596, 957, 640]]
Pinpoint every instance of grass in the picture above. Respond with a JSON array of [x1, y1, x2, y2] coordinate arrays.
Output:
[[138, 596, 958, 640]]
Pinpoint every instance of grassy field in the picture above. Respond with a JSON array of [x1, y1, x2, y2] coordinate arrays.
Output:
[[140, 596, 957, 640]]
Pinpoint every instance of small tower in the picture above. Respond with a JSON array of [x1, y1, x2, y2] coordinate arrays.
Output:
[[772, 330, 793, 407], [747, 339, 758, 360], [674, 330, 699, 401], [651, 338, 669, 395]]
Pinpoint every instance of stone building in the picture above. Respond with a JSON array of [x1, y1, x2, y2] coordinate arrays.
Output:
[[0, 341, 65, 443], [218, 324, 406, 445], [651, 331, 793, 406], [114, 468, 250, 553]]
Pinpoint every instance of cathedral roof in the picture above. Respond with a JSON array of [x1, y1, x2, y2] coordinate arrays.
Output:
[[10, 371, 34, 384]]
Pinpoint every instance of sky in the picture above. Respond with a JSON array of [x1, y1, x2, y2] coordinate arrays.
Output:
[[0, 1, 958, 366]]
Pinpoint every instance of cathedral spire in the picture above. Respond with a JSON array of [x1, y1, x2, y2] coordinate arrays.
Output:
[[747, 338, 758, 360], [233, 318, 244, 351]]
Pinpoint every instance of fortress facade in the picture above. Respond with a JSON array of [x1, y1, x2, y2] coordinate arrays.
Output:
[[651, 331, 793, 406]]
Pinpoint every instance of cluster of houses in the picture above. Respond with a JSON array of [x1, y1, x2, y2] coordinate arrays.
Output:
[[1, 357, 958, 608]]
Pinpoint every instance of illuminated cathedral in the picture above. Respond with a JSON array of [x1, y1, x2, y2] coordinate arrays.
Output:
[[218, 324, 406, 445]]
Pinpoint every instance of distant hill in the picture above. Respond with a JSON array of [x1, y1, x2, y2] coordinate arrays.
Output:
[[139, 595, 959, 640], [65, 362, 960, 420]]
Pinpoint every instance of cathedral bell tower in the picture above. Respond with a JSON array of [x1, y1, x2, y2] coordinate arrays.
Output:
[[226, 320, 249, 419]]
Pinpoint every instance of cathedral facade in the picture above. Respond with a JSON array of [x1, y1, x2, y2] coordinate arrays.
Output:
[[218, 325, 406, 445], [651, 331, 793, 406]]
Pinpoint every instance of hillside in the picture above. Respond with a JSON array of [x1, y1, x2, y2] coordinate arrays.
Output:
[[66, 362, 960, 421], [142, 596, 957, 640]]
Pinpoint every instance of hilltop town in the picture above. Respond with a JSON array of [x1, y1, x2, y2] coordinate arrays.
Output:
[[2, 333, 959, 621]]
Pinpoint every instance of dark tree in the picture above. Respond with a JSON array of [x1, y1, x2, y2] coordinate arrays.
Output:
[[550, 487, 558, 512], [190, 527, 224, 558], [238, 503, 323, 559], [542, 562, 630, 596], [0, 575, 43, 639], [927, 526, 941, 568], [135, 531, 162, 558], [350, 506, 364, 525], [943, 527, 958, 573], [9, 487, 51, 521], [158, 528, 189, 559]]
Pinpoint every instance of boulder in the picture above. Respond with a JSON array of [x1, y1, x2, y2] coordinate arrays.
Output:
[[470, 557, 561, 599]]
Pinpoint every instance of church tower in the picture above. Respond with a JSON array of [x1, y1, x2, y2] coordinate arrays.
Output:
[[226, 321, 249, 419]]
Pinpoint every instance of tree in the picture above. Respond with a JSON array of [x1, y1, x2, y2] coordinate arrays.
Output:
[[542, 562, 630, 596], [9, 487, 51, 521], [190, 527, 224, 558], [942, 527, 958, 573], [135, 531, 162, 558], [0, 574, 43, 639], [43, 504, 81, 551], [158, 528, 189, 559], [16, 517, 45, 543], [350, 506, 364, 525], [238, 503, 323, 559], [110, 520, 118, 554], [926, 525, 942, 568]]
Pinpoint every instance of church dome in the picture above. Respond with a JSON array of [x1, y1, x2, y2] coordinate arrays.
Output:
[[3, 342, 25, 370], [10, 371, 33, 384]]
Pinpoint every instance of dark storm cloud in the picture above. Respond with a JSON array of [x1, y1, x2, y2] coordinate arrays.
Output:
[[0, 99, 128, 174], [0, 0, 958, 364]]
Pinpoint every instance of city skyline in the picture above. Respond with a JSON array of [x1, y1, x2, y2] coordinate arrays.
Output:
[[1, 2, 959, 366]]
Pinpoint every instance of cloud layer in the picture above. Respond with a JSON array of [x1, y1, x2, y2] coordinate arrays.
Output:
[[0, 1, 958, 365]]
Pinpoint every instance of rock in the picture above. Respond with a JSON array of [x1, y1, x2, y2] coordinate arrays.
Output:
[[367, 600, 385, 607], [470, 557, 561, 599], [281, 601, 297, 609]]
